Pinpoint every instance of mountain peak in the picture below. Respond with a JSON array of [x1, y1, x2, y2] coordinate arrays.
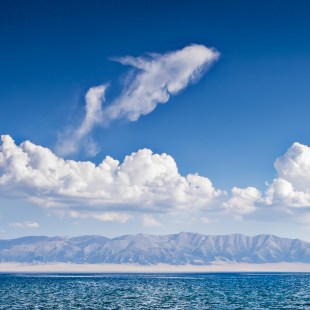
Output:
[[1, 233, 309, 265]]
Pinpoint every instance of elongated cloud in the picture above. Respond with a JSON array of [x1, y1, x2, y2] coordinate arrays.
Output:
[[9, 221, 39, 228], [91, 213, 134, 223], [70, 211, 134, 223], [104, 44, 219, 123], [56, 45, 219, 156]]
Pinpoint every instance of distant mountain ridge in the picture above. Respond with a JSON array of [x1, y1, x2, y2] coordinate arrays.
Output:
[[1, 233, 310, 265]]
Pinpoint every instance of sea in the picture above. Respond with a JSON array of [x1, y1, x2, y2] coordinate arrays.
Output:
[[1, 273, 310, 309]]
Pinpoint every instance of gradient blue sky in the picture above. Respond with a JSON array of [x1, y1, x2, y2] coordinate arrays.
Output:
[[1, 0, 310, 239]]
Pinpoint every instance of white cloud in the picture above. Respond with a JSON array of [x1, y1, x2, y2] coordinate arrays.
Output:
[[274, 142, 310, 192], [201, 217, 210, 224], [9, 222, 23, 228], [141, 214, 162, 227], [56, 45, 219, 156], [24, 221, 40, 227], [234, 215, 243, 222], [92, 213, 134, 223], [264, 143, 310, 208], [69, 210, 133, 223], [9, 221, 39, 228], [227, 143, 310, 223], [5, 137, 310, 225], [70, 211, 88, 219], [223, 187, 262, 214], [0, 135, 223, 215], [56, 85, 108, 157], [105, 44, 219, 124]]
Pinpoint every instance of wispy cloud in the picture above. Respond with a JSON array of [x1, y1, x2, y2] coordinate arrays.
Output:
[[201, 217, 210, 224], [141, 214, 162, 227], [104, 44, 219, 124], [91, 213, 134, 223], [56, 45, 219, 157], [56, 85, 108, 157], [9, 221, 39, 228], [69, 210, 134, 223]]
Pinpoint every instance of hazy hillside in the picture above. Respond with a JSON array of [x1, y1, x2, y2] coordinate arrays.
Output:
[[1, 233, 310, 265]]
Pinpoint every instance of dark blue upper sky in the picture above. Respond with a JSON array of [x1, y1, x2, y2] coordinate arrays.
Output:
[[1, 0, 310, 193]]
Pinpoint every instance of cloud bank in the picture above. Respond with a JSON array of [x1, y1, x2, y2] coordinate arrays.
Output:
[[3, 136, 310, 224], [0, 135, 223, 217], [56, 45, 219, 156]]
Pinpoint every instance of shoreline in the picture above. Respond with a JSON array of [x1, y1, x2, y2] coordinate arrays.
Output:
[[1, 262, 310, 273]]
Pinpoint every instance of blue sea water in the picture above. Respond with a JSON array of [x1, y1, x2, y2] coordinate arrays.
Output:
[[1, 273, 310, 309]]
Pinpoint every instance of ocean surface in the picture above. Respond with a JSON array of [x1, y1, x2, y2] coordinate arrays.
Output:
[[1, 273, 310, 309]]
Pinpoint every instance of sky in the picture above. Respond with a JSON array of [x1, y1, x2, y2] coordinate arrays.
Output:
[[1, 0, 310, 240]]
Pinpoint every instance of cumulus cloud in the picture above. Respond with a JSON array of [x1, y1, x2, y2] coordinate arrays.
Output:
[[0, 135, 223, 215], [56, 45, 219, 156], [229, 142, 310, 223], [223, 187, 262, 214], [210, 142, 310, 221], [141, 214, 162, 227], [5, 136, 310, 224], [264, 143, 310, 208], [9, 221, 39, 228], [274, 142, 310, 192]]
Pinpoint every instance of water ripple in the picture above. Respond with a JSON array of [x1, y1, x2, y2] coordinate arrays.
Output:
[[1, 273, 310, 309]]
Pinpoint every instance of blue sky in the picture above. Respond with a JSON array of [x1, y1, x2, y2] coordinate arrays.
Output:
[[1, 0, 310, 239]]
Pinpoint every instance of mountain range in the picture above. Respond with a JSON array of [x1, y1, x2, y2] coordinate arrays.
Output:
[[1, 233, 310, 265]]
